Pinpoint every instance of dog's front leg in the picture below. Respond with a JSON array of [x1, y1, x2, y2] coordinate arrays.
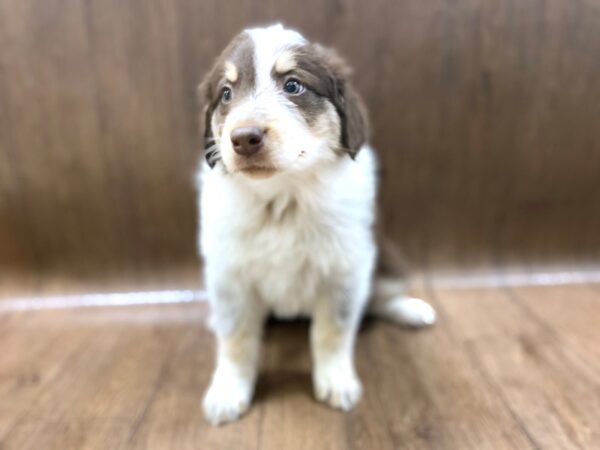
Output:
[[310, 291, 366, 411], [202, 293, 265, 426]]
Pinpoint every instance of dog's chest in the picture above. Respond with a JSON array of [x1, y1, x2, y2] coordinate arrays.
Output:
[[235, 195, 352, 316], [203, 186, 367, 317], [200, 148, 377, 318]]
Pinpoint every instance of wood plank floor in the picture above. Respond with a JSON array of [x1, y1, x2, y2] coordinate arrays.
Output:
[[1, 281, 599, 450]]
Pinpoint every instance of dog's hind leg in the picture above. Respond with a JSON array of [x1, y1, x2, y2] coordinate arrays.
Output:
[[369, 278, 436, 327], [368, 236, 436, 327]]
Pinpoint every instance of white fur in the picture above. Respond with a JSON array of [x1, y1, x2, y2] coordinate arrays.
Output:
[[246, 24, 306, 89], [370, 278, 437, 326], [198, 24, 434, 426], [224, 61, 238, 83], [200, 145, 377, 425], [200, 145, 377, 319]]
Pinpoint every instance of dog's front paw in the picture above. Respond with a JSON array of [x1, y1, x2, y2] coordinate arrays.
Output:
[[202, 374, 253, 426], [313, 365, 362, 411]]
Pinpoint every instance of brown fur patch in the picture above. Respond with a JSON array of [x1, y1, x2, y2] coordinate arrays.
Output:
[[198, 32, 256, 167], [281, 44, 369, 158]]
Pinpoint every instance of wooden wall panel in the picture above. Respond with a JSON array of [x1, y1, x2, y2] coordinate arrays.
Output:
[[1, 0, 599, 283]]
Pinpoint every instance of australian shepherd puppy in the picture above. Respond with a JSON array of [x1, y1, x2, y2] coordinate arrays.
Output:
[[197, 24, 435, 426]]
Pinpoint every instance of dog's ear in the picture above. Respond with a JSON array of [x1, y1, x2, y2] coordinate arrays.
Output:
[[313, 45, 369, 158], [337, 81, 369, 158], [197, 71, 219, 168]]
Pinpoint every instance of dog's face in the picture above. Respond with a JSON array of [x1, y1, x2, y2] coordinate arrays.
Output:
[[199, 24, 368, 178]]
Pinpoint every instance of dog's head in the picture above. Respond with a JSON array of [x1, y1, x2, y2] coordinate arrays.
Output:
[[198, 24, 368, 178]]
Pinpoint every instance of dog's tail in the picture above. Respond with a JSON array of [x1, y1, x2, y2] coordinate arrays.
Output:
[[368, 236, 436, 327]]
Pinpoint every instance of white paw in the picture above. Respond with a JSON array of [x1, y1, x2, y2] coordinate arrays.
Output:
[[313, 365, 362, 411], [202, 374, 253, 426], [388, 296, 436, 327]]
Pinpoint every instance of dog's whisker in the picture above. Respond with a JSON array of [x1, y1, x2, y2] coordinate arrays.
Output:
[[207, 151, 221, 161], [204, 143, 222, 167]]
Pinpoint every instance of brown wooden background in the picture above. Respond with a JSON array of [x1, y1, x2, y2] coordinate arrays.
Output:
[[1, 0, 600, 289]]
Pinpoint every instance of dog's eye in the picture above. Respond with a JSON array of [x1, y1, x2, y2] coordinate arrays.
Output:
[[221, 86, 232, 103], [283, 79, 304, 95]]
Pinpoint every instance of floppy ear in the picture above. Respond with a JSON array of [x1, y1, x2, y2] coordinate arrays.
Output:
[[313, 45, 369, 158], [336, 82, 369, 158], [197, 74, 218, 168]]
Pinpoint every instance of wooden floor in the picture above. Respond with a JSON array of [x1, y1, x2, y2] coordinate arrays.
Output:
[[1, 279, 599, 450]]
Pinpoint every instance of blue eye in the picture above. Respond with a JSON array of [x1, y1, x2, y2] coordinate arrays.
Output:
[[221, 87, 232, 103], [283, 79, 303, 95]]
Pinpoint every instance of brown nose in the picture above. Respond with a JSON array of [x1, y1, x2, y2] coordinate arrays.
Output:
[[231, 126, 264, 156]]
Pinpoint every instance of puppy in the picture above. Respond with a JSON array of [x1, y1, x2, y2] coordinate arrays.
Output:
[[197, 24, 436, 426]]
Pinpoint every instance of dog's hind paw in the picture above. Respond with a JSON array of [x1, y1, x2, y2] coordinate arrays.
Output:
[[386, 296, 436, 327]]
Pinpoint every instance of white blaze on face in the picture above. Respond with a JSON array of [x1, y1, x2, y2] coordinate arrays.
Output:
[[245, 24, 306, 91]]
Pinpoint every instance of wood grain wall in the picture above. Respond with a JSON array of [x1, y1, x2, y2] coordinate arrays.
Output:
[[1, 0, 600, 283]]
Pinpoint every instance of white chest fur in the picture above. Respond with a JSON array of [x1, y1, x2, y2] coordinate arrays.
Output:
[[198, 146, 378, 318]]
